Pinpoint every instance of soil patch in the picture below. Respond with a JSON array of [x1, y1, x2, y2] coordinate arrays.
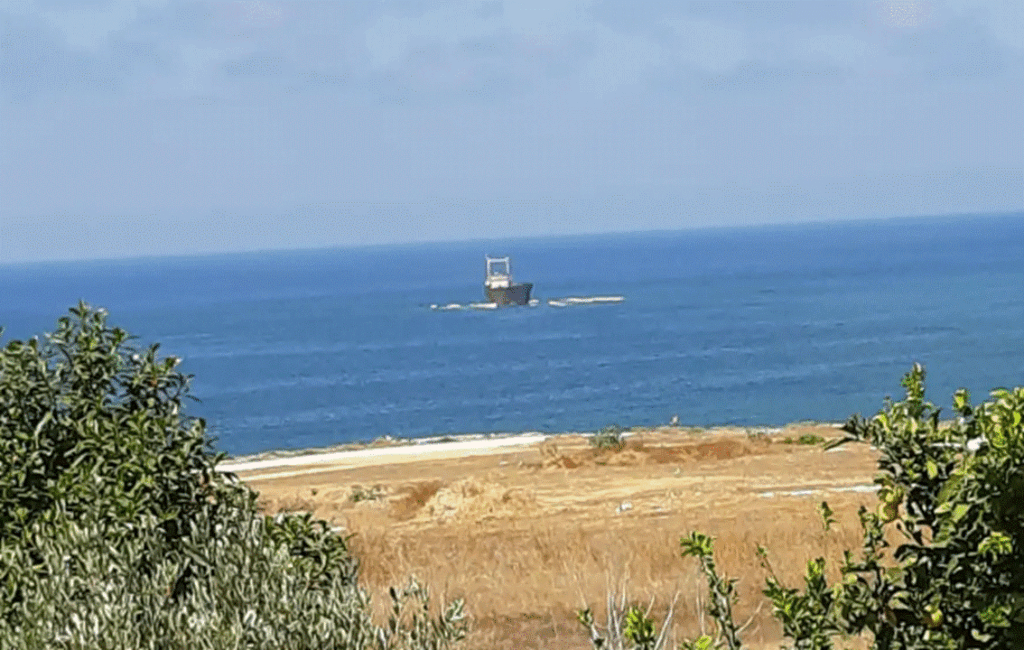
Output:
[[423, 478, 538, 523], [245, 424, 876, 650]]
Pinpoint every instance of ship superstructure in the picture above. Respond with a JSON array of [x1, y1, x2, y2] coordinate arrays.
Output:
[[484, 256, 533, 306]]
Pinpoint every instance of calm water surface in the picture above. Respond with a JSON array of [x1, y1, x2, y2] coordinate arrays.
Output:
[[2, 213, 1021, 456]]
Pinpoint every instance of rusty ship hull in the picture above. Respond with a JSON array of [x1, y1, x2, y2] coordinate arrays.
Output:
[[485, 282, 533, 306], [484, 256, 533, 306]]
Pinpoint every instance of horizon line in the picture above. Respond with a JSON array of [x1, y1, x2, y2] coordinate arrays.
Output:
[[2, 208, 1021, 267]]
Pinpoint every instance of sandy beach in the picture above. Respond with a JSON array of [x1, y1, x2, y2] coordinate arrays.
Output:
[[241, 424, 878, 650], [221, 433, 550, 478]]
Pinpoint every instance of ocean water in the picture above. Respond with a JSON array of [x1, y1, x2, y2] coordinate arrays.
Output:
[[2, 213, 1022, 456]]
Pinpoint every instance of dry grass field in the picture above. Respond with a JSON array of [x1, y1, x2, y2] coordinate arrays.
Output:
[[240, 425, 880, 649]]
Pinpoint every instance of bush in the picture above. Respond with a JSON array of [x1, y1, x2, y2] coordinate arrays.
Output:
[[780, 433, 825, 445], [576, 580, 679, 650], [0, 304, 466, 649], [350, 484, 387, 503], [591, 424, 627, 450], [1, 507, 465, 650], [679, 364, 1024, 649], [0, 303, 225, 548]]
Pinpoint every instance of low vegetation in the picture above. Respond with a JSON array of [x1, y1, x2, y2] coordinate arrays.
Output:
[[0, 304, 465, 649], [779, 433, 826, 446], [591, 424, 628, 450], [350, 484, 388, 503]]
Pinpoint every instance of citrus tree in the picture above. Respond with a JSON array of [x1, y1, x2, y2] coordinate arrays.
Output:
[[679, 364, 1024, 650]]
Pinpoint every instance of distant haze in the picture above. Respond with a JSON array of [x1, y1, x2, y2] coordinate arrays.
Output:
[[2, 0, 1022, 263]]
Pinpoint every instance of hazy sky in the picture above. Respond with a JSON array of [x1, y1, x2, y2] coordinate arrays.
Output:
[[2, 0, 1022, 262]]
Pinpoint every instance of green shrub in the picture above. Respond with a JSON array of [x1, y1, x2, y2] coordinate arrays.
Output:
[[576, 581, 678, 650], [780, 433, 826, 446], [1, 508, 465, 650], [0, 303, 226, 549], [679, 364, 1024, 650], [350, 484, 387, 503], [591, 424, 627, 450], [0, 304, 466, 649]]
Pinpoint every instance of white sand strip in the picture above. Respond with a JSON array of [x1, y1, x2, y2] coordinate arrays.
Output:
[[220, 434, 548, 476], [757, 483, 877, 498]]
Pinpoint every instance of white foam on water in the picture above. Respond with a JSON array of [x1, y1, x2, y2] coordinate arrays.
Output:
[[548, 295, 625, 307], [432, 296, 625, 310], [561, 295, 625, 304]]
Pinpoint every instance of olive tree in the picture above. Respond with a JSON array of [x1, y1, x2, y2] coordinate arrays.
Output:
[[0, 303, 465, 650]]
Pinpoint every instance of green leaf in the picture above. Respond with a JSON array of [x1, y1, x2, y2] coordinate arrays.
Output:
[[978, 531, 1013, 559], [953, 389, 971, 414], [681, 635, 714, 650], [935, 471, 965, 512], [950, 503, 971, 523], [818, 501, 837, 531], [680, 531, 715, 558]]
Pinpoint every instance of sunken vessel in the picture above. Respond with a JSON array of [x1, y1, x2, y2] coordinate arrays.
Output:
[[484, 256, 533, 306]]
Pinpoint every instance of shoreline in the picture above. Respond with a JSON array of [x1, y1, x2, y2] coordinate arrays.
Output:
[[220, 432, 550, 476], [222, 429, 560, 465], [219, 421, 844, 479]]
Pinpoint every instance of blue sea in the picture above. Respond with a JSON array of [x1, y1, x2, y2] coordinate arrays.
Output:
[[2, 213, 1022, 457]]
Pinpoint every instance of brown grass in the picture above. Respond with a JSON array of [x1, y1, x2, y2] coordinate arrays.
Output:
[[246, 425, 880, 649]]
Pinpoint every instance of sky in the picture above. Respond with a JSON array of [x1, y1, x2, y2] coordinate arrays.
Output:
[[1, 0, 1022, 262]]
